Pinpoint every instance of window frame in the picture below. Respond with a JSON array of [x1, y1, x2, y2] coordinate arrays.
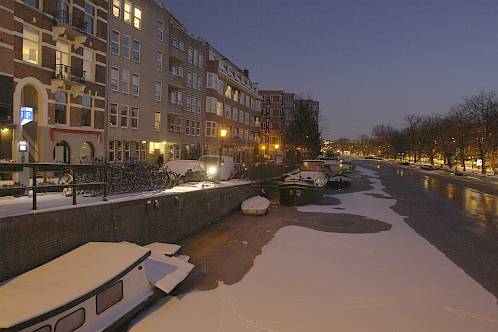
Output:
[[131, 73, 140, 96], [109, 103, 118, 127], [155, 81, 162, 102], [120, 104, 129, 128], [110, 67, 119, 91], [133, 7, 142, 29], [54, 308, 85, 332], [112, 0, 121, 18], [131, 107, 139, 129], [96, 281, 123, 315], [132, 40, 141, 63], [111, 30, 120, 55], [121, 34, 130, 59], [22, 25, 41, 65], [121, 69, 130, 94]]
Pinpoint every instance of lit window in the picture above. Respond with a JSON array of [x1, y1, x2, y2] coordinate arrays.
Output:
[[109, 103, 118, 127], [120, 105, 129, 128], [133, 7, 142, 29], [96, 281, 123, 314], [131, 107, 139, 129], [124, 1, 131, 23], [121, 35, 130, 58], [112, 0, 120, 18], [131, 74, 139, 96], [55, 308, 85, 332], [111, 30, 120, 55], [154, 112, 161, 130], [111, 67, 119, 91], [121, 69, 130, 94], [132, 40, 140, 63], [22, 26, 40, 64]]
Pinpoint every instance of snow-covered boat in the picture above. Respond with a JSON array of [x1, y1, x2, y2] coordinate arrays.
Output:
[[279, 171, 328, 206], [0, 242, 194, 332], [241, 195, 271, 215], [329, 174, 351, 188]]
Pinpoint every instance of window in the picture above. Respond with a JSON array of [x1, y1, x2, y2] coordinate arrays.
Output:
[[82, 49, 94, 81], [32, 325, 50, 332], [97, 281, 123, 315], [196, 121, 200, 136], [111, 67, 119, 91], [193, 49, 198, 66], [54, 91, 67, 125], [196, 97, 202, 113], [154, 112, 161, 130], [186, 95, 192, 111], [155, 81, 162, 101], [271, 109, 280, 117], [169, 91, 182, 105], [271, 95, 281, 103], [216, 101, 223, 117], [175, 118, 181, 132], [224, 104, 231, 119], [132, 40, 140, 63], [205, 121, 216, 137], [191, 120, 196, 135], [84, 2, 95, 35], [206, 97, 216, 113], [121, 35, 130, 58], [225, 85, 232, 98], [108, 141, 115, 161], [156, 51, 162, 71], [188, 48, 193, 64], [131, 107, 138, 128], [186, 72, 192, 87], [216, 79, 224, 95], [232, 108, 238, 121], [55, 308, 85, 332], [134, 7, 142, 29], [240, 93, 245, 106], [23, 26, 40, 64], [191, 97, 197, 113], [170, 65, 183, 77], [81, 95, 92, 127], [233, 90, 239, 103], [124, 1, 131, 23], [198, 53, 204, 68], [121, 69, 130, 94], [111, 30, 120, 55], [120, 105, 129, 128], [56, 40, 70, 68], [245, 112, 250, 125], [112, 0, 120, 18], [23, 0, 39, 9], [157, 20, 164, 41], [185, 119, 190, 135], [207, 73, 217, 89], [131, 73, 139, 96], [178, 40, 185, 50], [109, 103, 118, 127], [239, 110, 244, 123]]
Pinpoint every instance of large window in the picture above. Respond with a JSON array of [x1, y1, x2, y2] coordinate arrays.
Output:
[[109, 103, 117, 127], [23, 0, 39, 9], [121, 35, 130, 58], [154, 112, 161, 130], [271, 95, 281, 103], [157, 20, 164, 41], [81, 95, 92, 127], [84, 2, 95, 35], [131, 74, 139, 96], [121, 69, 129, 94], [82, 49, 94, 81], [132, 40, 140, 63], [155, 81, 161, 101], [111, 30, 120, 55], [22, 26, 40, 64], [96, 281, 123, 315], [232, 107, 238, 121], [54, 91, 67, 125], [207, 73, 217, 89], [155, 51, 162, 71], [131, 107, 138, 129], [206, 97, 216, 113], [120, 105, 129, 128], [133, 7, 142, 29], [54, 308, 85, 332], [205, 121, 216, 137], [112, 0, 120, 18], [111, 67, 119, 91], [124, 1, 132, 24]]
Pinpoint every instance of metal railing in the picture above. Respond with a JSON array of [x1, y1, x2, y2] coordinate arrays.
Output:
[[53, 64, 86, 84], [52, 10, 87, 34]]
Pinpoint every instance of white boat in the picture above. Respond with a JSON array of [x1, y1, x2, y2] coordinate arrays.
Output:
[[279, 171, 328, 205], [0, 242, 194, 332], [241, 195, 271, 215], [329, 174, 351, 188]]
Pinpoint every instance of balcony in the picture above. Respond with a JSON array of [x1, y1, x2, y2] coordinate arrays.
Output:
[[52, 11, 87, 47], [168, 75, 185, 89], [169, 46, 186, 63], [51, 64, 86, 95], [168, 102, 184, 115]]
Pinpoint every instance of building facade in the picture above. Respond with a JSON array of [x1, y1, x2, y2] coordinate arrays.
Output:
[[259, 90, 285, 156], [1, 0, 108, 163], [204, 46, 261, 164]]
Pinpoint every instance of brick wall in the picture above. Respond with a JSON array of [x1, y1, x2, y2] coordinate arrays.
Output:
[[0, 183, 258, 281]]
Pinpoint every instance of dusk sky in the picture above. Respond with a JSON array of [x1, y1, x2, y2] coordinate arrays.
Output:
[[165, 0, 498, 139]]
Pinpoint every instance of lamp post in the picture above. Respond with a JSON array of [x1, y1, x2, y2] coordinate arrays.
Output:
[[219, 128, 227, 169]]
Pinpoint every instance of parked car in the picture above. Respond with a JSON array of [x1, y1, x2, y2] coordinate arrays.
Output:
[[199, 155, 235, 181], [163, 160, 206, 183]]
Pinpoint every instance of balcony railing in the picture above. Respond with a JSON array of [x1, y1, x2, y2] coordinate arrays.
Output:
[[53, 10, 87, 35], [53, 64, 86, 84]]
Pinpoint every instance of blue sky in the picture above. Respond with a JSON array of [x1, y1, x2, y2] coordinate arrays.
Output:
[[164, 0, 498, 138]]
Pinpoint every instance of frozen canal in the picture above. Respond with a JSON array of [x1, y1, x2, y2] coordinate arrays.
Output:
[[129, 166, 498, 331]]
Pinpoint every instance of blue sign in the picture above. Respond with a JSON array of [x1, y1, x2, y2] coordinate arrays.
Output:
[[20, 107, 33, 126]]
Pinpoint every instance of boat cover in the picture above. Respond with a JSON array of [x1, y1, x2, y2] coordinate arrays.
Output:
[[144, 242, 181, 256], [143, 251, 194, 294]]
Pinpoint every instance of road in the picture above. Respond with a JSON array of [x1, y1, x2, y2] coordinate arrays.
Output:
[[129, 162, 498, 331]]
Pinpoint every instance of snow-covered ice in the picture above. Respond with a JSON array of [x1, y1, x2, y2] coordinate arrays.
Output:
[[130, 167, 498, 332]]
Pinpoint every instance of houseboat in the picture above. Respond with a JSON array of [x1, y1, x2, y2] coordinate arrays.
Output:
[[0, 242, 194, 332], [279, 170, 328, 206]]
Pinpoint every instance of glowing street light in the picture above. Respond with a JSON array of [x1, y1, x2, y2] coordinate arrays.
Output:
[[274, 144, 280, 150]]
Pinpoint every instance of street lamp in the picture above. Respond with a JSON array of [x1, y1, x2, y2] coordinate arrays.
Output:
[[219, 128, 227, 169], [274, 144, 280, 150]]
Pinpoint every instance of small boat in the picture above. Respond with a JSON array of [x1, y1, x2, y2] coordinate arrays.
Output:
[[241, 195, 271, 215], [329, 174, 351, 188], [0, 242, 194, 332], [279, 171, 328, 206]]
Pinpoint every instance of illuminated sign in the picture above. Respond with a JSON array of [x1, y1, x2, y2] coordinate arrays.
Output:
[[20, 107, 34, 126], [19, 140, 28, 152]]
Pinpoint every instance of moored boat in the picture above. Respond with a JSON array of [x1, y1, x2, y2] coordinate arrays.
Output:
[[241, 195, 271, 216], [329, 174, 351, 188], [279, 171, 328, 206], [0, 242, 193, 332]]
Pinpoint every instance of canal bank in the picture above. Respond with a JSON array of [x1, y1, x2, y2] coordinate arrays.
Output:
[[0, 181, 259, 282]]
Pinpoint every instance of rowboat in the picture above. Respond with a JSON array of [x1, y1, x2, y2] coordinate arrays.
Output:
[[0, 242, 193, 332], [241, 195, 271, 215]]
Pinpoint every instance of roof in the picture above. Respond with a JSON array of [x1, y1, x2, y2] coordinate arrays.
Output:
[[0, 242, 150, 329]]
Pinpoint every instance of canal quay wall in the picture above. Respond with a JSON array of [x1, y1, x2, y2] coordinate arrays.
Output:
[[0, 182, 259, 282]]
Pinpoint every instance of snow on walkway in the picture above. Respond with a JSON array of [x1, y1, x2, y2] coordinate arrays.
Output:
[[130, 167, 498, 332]]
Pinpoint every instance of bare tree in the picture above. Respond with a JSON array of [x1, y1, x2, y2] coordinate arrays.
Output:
[[404, 115, 423, 162], [448, 104, 472, 171]]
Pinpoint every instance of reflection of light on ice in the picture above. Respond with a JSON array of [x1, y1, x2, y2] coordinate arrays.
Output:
[[130, 166, 498, 332]]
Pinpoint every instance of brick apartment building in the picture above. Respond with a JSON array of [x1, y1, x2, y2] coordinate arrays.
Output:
[[204, 45, 261, 164], [259, 90, 285, 155], [0, 0, 108, 163]]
